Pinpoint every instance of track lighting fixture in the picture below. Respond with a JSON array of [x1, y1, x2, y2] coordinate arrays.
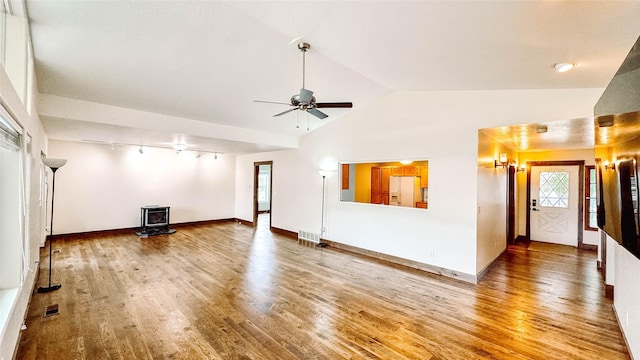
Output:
[[172, 143, 187, 153], [85, 140, 223, 157]]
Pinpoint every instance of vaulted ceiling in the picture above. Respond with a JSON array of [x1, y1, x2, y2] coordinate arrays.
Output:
[[23, 1, 640, 154]]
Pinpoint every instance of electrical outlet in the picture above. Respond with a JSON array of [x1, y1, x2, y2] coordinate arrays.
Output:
[[427, 249, 435, 259]]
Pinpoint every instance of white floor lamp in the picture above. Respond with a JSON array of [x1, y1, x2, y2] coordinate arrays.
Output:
[[38, 158, 67, 293]]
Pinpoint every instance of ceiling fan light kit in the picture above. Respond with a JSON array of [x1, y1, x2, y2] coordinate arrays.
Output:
[[254, 42, 353, 123]]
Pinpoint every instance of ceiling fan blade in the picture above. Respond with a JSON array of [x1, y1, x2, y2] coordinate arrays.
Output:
[[315, 102, 353, 108], [307, 108, 328, 119], [254, 100, 292, 106], [273, 108, 298, 117], [299, 88, 314, 103]]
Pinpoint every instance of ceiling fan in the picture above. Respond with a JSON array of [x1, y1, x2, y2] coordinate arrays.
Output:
[[254, 42, 353, 120]]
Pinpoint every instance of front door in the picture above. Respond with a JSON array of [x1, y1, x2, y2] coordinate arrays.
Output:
[[530, 165, 579, 246]]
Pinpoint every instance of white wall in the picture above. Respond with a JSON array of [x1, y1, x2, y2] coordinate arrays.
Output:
[[476, 131, 514, 273], [237, 89, 603, 277], [3, 13, 27, 103], [0, 11, 49, 359], [610, 238, 640, 358], [46, 141, 237, 234]]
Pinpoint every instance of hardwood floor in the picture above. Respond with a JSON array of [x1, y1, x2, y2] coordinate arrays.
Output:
[[16, 218, 629, 359]]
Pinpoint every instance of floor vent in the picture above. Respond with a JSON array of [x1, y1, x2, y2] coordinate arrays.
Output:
[[44, 304, 59, 317], [298, 230, 319, 244]]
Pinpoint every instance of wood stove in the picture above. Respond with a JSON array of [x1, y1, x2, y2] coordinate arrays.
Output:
[[136, 205, 176, 236]]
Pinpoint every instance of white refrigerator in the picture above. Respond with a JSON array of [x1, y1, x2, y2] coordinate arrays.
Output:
[[389, 176, 421, 207]]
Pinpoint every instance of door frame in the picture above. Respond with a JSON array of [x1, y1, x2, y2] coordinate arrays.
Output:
[[526, 160, 585, 248], [253, 161, 273, 229], [507, 165, 516, 244]]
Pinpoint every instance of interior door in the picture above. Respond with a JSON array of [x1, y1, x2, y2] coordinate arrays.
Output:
[[530, 165, 579, 246]]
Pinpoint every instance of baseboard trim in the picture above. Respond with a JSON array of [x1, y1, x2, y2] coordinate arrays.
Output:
[[515, 235, 527, 243], [172, 218, 236, 228], [476, 249, 506, 283], [322, 239, 477, 284], [580, 243, 598, 251], [612, 303, 634, 360], [270, 226, 297, 240], [605, 284, 614, 300], [52, 218, 237, 240], [233, 218, 254, 227]]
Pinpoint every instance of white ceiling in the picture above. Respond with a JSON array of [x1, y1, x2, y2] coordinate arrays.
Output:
[[24, 0, 640, 154]]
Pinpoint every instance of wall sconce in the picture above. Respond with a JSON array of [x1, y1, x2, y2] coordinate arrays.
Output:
[[515, 163, 526, 173], [495, 153, 508, 168], [604, 160, 616, 170]]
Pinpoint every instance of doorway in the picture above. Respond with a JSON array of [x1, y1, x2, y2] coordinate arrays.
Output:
[[253, 161, 273, 229], [526, 161, 585, 248]]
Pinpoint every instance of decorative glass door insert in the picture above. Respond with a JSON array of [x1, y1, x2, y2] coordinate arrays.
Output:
[[539, 171, 569, 208]]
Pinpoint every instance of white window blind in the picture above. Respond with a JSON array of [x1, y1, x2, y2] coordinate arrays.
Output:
[[0, 108, 20, 150]]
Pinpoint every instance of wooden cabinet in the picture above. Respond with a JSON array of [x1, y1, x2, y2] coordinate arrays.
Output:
[[371, 167, 382, 204], [391, 166, 418, 176], [403, 166, 418, 176], [341, 163, 350, 190], [419, 165, 429, 188], [371, 167, 391, 205], [381, 167, 391, 205]]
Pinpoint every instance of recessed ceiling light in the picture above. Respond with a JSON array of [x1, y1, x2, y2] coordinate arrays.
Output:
[[554, 63, 575, 73]]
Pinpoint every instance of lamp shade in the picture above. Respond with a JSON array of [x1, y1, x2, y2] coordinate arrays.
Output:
[[42, 158, 67, 169], [318, 170, 334, 178]]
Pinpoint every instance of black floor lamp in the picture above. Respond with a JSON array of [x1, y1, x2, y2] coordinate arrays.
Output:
[[317, 170, 333, 248], [38, 158, 67, 293]]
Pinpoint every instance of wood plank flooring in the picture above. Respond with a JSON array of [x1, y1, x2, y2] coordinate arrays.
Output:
[[16, 218, 629, 359]]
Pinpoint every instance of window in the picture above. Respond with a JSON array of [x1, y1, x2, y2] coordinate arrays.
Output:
[[539, 171, 569, 208], [257, 172, 269, 202], [585, 166, 597, 231], [0, 105, 24, 332]]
